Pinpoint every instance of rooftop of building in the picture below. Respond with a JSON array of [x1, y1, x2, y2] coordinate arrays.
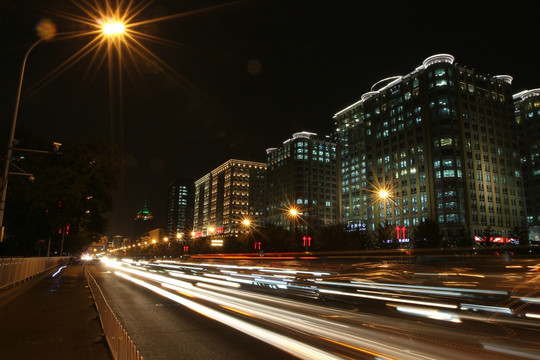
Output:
[[333, 53, 516, 119]]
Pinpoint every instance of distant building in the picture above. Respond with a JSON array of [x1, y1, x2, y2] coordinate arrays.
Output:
[[193, 159, 266, 237], [166, 179, 194, 240], [515, 88, 540, 242], [138, 228, 167, 244], [110, 235, 125, 248], [266, 131, 340, 233], [134, 200, 155, 235], [334, 54, 526, 243]]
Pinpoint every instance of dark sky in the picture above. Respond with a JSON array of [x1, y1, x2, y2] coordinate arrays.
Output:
[[1, 0, 539, 237]]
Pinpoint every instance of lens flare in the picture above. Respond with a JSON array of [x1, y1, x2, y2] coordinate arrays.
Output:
[[102, 21, 125, 36]]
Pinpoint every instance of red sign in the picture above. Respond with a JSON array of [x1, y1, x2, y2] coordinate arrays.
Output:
[[395, 226, 407, 239]]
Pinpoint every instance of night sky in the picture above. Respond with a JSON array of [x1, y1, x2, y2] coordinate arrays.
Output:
[[1, 0, 539, 237]]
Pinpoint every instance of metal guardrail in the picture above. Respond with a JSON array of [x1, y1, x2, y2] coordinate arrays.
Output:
[[0, 257, 69, 290], [84, 267, 143, 360]]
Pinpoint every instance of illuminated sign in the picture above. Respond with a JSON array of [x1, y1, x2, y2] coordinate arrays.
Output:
[[211, 239, 224, 247], [474, 236, 519, 245]]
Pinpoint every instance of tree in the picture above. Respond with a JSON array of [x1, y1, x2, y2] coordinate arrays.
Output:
[[509, 226, 528, 246], [312, 224, 348, 251], [412, 219, 441, 248], [253, 224, 296, 252], [1, 134, 119, 256], [374, 221, 397, 249]]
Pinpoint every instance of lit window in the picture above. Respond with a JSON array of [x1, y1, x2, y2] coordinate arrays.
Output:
[[436, 79, 448, 86], [440, 138, 452, 146]]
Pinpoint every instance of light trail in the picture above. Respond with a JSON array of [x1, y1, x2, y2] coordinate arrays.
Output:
[[101, 258, 540, 359], [114, 270, 346, 360], [318, 288, 458, 309], [103, 260, 467, 359]]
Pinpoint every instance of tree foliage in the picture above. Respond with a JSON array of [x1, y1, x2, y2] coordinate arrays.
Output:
[[1, 134, 118, 256], [412, 219, 441, 248]]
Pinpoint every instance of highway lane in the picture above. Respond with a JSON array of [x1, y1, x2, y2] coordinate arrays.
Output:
[[89, 258, 540, 360], [88, 264, 298, 360]]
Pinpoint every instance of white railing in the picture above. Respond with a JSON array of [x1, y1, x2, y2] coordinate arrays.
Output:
[[0, 257, 69, 290], [84, 267, 143, 360]]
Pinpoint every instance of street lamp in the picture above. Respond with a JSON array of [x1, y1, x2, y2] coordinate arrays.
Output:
[[102, 21, 125, 36], [0, 34, 50, 242], [0, 20, 127, 243], [288, 207, 299, 246]]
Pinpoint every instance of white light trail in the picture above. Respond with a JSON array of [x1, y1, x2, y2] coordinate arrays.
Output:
[[318, 288, 458, 309], [459, 304, 513, 315], [114, 271, 345, 360], [106, 261, 437, 360], [52, 265, 67, 277], [393, 305, 462, 323]]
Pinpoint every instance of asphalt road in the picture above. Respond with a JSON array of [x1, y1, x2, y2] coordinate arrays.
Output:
[[88, 257, 540, 360], [89, 264, 298, 360]]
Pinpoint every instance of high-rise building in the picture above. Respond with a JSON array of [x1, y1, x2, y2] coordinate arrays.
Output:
[[266, 131, 340, 232], [334, 54, 526, 243], [166, 178, 194, 240], [193, 159, 266, 237], [515, 88, 540, 242]]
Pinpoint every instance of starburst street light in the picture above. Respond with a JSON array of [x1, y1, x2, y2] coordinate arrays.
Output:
[[102, 20, 125, 36], [0, 18, 60, 242], [0, 13, 131, 242]]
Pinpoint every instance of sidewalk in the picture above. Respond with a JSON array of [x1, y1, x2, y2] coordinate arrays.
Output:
[[0, 263, 112, 360]]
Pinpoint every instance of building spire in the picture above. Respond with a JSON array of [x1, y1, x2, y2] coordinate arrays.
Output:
[[135, 199, 153, 221]]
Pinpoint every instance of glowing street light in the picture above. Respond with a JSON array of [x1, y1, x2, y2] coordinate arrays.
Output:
[[242, 218, 251, 227], [102, 21, 125, 36], [0, 19, 60, 242], [0, 15, 130, 242]]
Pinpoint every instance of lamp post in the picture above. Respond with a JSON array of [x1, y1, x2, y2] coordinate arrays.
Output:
[[242, 217, 259, 251], [378, 189, 389, 225], [0, 20, 126, 243], [289, 208, 298, 247], [0, 37, 46, 243], [377, 186, 407, 251]]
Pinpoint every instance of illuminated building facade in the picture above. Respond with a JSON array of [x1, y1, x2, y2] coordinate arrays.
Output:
[[335, 54, 526, 243], [134, 200, 155, 235], [193, 159, 266, 237], [515, 89, 540, 241], [266, 132, 340, 232], [166, 178, 194, 240]]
